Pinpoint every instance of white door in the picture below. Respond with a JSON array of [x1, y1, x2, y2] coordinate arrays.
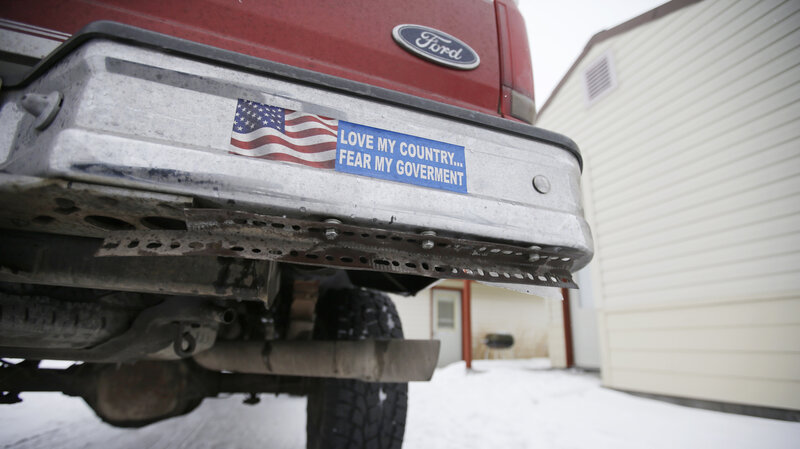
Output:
[[432, 289, 462, 367], [569, 266, 601, 368]]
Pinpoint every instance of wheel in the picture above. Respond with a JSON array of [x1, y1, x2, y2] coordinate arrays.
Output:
[[306, 288, 407, 449]]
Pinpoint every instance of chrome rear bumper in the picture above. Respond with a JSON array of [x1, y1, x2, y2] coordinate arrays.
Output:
[[0, 27, 592, 288]]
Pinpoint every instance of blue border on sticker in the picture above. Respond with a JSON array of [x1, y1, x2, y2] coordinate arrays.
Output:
[[335, 121, 467, 194]]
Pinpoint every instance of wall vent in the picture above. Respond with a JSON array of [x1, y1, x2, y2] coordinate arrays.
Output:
[[583, 52, 617, 104]]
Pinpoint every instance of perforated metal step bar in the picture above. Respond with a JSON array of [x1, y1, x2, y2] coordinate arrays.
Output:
[[97, 209, 578, 288]]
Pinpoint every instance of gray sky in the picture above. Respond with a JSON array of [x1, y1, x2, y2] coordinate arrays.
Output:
[[518, 0, 668, 105]]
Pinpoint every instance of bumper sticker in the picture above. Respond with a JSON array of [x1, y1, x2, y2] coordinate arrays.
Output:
[[335, 121, 467, 193], [229, 99, 468, 194]]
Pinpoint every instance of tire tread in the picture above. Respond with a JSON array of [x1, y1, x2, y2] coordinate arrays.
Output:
[[307, 289, 407, 449]]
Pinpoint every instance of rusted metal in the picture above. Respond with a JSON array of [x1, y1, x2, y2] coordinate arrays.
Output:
[[288, 280, 319, 340], [0, 174, 192, 239], [0, 298, 227, 363], [193, 339, 441, 382], [0, 291, 134, 350], [97, 209, 578, 288], [0, 230, 275, 301], [89, 360, 196, 425], [0, 360, 310, 401]]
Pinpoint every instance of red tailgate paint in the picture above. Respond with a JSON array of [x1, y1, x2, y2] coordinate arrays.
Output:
[[2, 0, 503, 115]]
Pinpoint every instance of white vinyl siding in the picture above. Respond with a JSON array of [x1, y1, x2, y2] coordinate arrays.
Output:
[[537, 0, 800, 410]]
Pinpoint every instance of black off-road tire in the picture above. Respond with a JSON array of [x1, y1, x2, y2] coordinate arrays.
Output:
[[306, 288, 407, 449]]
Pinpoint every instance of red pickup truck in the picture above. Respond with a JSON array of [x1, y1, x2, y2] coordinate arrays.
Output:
[[0, 1, 592, 448]]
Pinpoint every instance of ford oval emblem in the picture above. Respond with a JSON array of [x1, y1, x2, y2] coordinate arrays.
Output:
[[392, 24, 480, 70]]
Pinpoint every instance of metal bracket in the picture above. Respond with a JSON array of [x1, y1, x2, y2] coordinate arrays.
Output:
[[19, 91, 62, 130], [0, 230, 276, 301], [97, 209, 578, 288]]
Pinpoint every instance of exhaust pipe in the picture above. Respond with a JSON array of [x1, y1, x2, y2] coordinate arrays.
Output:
[[194, 339, 440, 382]]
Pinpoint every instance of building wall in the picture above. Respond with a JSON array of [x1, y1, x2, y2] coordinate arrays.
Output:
[[546, 296, 567, 368], [536, 0, 800, 409], [390, 291, 431, 340], [391, 281, 552, 360], [569, 268, 602, 368], [469, 283, 550, 359]]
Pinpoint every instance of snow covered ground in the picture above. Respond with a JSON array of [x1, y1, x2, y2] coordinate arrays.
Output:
[[1, 359, 798, 448]]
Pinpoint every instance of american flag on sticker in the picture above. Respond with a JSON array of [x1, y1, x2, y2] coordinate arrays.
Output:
[[229, 99, 338, 169]]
